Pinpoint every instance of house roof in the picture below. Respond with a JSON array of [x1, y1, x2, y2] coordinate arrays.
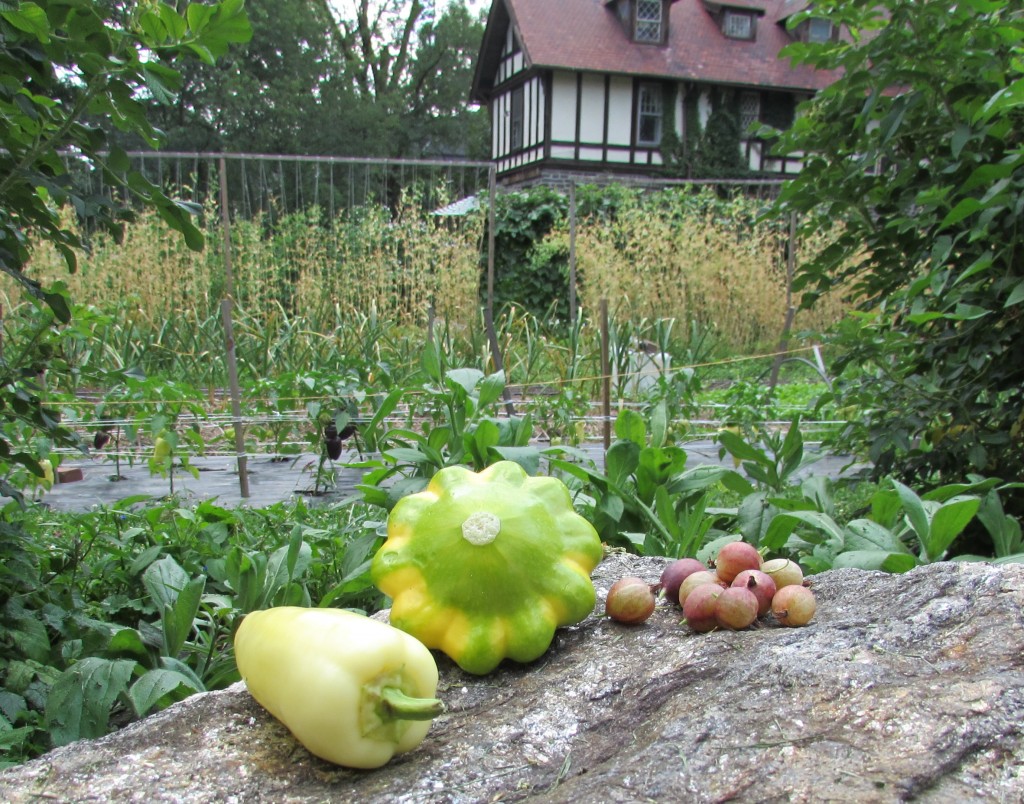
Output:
[[472, 0, 834, 102]]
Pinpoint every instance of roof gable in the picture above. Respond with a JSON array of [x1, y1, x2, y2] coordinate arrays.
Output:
[[472, 0, 834, 102]]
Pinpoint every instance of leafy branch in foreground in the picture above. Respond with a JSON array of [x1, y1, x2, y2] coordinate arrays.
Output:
[[0, 0, 250, 486], [772, 0, 1024, 509]]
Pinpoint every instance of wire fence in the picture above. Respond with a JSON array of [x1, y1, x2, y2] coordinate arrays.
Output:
[[61, 151, 494, 226]]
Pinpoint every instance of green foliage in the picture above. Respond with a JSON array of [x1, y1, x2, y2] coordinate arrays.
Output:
[[0, 496, 383, 765], [716, 415, 822, 495], [773, 0, 1024, 511], [489, 186, 571, 320], [552, 407, 748, 556], [0, 293, 81, 498], [762, 477, 1024, 574], [1, 339, 1022, 768], [0, 0, 249, 487], [111, 0, 488, 160], [353, 350, 542, 509], [671, 89, 749, 179]]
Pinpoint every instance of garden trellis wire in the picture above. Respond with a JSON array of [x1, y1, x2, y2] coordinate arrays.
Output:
[[60, 151, 494, 224]]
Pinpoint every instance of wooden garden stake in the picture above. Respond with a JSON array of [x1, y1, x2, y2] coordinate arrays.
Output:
[[219, 157, 250, 498], [600, 298, 611, 451]]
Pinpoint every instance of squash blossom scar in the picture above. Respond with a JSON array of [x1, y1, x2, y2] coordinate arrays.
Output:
[[462, 511, 501, 545]]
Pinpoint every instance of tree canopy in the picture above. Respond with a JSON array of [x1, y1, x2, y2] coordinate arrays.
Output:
[[773, 0, 1024, 509], [135, 0, 488, 158]]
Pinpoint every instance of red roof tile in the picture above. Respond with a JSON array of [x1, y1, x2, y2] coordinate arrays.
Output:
[[482, 0, 832, 95]]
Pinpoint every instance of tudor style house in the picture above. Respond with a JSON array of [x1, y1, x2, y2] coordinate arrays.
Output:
[[470, 0, 838, 186]]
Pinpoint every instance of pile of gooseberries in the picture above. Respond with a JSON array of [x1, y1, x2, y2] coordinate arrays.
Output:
[[604, 541, 816, 631]]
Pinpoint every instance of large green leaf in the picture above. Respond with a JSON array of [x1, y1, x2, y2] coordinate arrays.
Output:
[[45, 658, 135, 746], [162, 574, 206, 658], [614, 409, 647, 446], [636, 446, 687, 504], [605, 439, 640, 488], [1, 2, 51, 41], [129, 668, 201, 717], [445, 368, 484, 396], [892, 480, 930, 543], [466, 419, 500, 469], [738, 491, 775, 548], [489, 446, 540, 475], [762, 509, 844, 552], [843, 519, 910, 554], [262, 537, 311, 607], [977, 490, 1023, 558], [476, 371, 506, 409], [832, 551, 919, 573], [716, 429, 764, 464], [649, 400, 668, 449], [143, 556, 190, 611], [923, 496, 980, 562]]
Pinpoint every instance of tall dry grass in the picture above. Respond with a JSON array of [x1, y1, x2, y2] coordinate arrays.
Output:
[[569, 192, 851, 352], [13, 196, 486, 334], [5, 187, 854, 378]]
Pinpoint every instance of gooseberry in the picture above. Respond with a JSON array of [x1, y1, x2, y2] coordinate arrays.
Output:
[[771, 584, 817, 627], [760, 558, 804, 589], [606, 576, 656, 624], [732, 569, 777, 617], [683, 583, 722, 633], [714, 540, 762, 584], [714, 586, 759, 630], [660, 558, 707, 606], [677, 570, 726, 607]]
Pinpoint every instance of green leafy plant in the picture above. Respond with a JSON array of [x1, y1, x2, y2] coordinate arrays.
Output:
[[773, 0, 1024, 513], [552, 407, 746, 556], [0, 494, 383, 766], [354, 357, 540, 509], [0, 0, 250, 496], [716, 414, 821, 494], [761, 477, 1021, 573]]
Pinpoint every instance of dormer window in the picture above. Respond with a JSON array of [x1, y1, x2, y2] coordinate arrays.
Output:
[[722, 9, 755, 40], [635, 0, 664, 43]]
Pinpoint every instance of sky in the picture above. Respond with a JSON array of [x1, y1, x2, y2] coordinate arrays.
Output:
[[331, 1, 487, 17]]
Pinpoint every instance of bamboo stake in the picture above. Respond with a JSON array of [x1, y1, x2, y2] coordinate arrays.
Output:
[[600, 298, 611, 451], [483, 165, 515, 416], [569, 183, 578, 324], [768, 211, 798, 391], [219, 157, 249, 497]]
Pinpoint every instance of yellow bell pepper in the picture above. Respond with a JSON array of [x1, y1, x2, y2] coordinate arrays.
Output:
[[372, 460, 604, 675], [234, 606, 444, 769]]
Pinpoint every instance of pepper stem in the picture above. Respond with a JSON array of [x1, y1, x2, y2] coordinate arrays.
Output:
[[378, 686, 446, 722], [461, 511, 501, 545]]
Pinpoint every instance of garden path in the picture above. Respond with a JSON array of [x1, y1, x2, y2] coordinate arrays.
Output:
[[32, 440, 866, 513]]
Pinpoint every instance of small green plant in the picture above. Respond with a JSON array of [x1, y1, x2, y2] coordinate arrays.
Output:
[[354, 357, 540, 510], [760, 477, 1022, 573], [552, 406, 747, 556], [716, 414, 821, 494]]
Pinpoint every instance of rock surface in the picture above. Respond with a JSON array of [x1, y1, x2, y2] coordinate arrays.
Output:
[[1, 556, 1022, 803]]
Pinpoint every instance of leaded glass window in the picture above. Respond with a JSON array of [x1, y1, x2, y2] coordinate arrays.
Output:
[[636, 0, 663, 43]]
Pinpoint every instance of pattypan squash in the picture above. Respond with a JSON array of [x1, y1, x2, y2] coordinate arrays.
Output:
[[371, 460, 604, 675]]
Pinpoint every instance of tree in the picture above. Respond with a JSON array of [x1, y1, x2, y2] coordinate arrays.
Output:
[[136, 0, 342, 154], [772, 1, 1024, 508], [0, 0, 250, 491], [333, 0, 487, 157], [398, 1, 488, 158], [129, 0, 487, 158]]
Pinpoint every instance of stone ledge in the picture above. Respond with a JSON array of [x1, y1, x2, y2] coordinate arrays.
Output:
[[1, 557, 1022, 803]]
